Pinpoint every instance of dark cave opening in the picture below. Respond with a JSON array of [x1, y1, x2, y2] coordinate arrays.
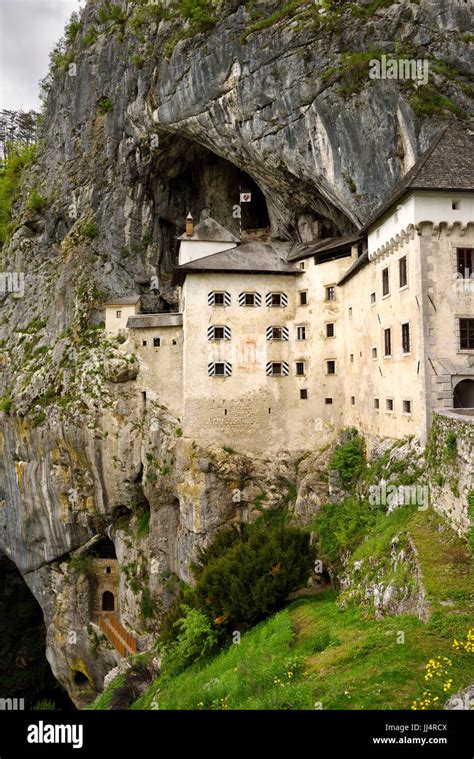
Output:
[[0, 552, 74, 710]]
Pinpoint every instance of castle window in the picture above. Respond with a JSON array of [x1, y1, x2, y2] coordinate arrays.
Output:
[[401, 322, 411, 354], [172, 339, 177, 345], [266, 292, 288, 307], [208, 325, 231, 341], [386, 398, 394, 412], [382, 267, 390, 296], [296, 361, 305, 376], [452, 200, 460, 210], [372, 347, 377, 359], [460, 318, 474, 350], [116, 310, 122, 319], [374, 398, 380, 410], [142, 340, 147, 347], [153, 337, 161, 347], [351, 396, 355, 406], [325, 397, 333, 405], [266, 361, 289, 376], [105, 566, 111, 574], [348, 307, 353, 318], [266, 326, 289, 341], [299, 261, 306, 270], [239, 292, 261, 307], [399, 256, 408, 288], [299, 291, 308, 306], [102, 591, 115, 612], [457, 248, 473, 277], [370, 292, 376, 304], [326, 323, 335, 337], [325, 286, 335, 301], [208, 291, 231, 307], [326, 360, 336, 375], [208, 361, 232, 376], [350, 353, 354, 363], [384, 328, 392, 357], [402, 400, 412, 414], [296, 325, 306, 341], [300, 389, 308, 399]]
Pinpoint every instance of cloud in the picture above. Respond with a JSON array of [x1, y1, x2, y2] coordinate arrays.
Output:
[[0, 0, 82, 111]]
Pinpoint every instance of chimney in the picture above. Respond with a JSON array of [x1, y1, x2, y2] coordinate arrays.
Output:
[[185, 212, 193, 237]]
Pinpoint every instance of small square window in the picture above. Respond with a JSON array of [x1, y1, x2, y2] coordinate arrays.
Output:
[[452, 200, 460, 210], [326, 323, 334, 337], [213, 327, 225, 340], [326, 360, 336, 375], [300, 389, 308, 400], [325, 286, 335, 301], [299, 291, 308, 306], [272, 362, 282, 375], [386, 398, 394, 412], [116, 310, 122, 319], [153, 337, 161, 347], [296, 361, 305, 376], [106, 566, 111, 574], [325, 397, 333, 405], [297, 326, 306, 341], [351, 396, 355, 406], [374, 398, 380, 410], [214, 292, 225, 306], [172, 339, 177, 345], [214, 363, 226, 376], [271, 293, 282, 307], [244, 293, 255, 306], [142, 340, 147, 347], [370, 292, 376, 304], [403, 400, 412, 414], [350, 353, 354, 363], [299, 261, 305, 270]]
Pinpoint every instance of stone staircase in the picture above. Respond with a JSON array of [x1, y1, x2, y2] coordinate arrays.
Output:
[[99, 613, 137, 657]]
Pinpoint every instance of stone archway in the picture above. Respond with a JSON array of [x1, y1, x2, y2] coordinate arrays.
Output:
[[453, 379, 474, 408], [102, 590, 115, 612]]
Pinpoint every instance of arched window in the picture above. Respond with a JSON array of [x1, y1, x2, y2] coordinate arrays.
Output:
[[453, 379, 474, 408], [102, 591, 115, 612]]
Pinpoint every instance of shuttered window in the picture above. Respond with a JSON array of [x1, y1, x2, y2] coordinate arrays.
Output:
[[266, 326, 289, 341], [208, 291, 231, 306], [266, 292, 288, 307], [207, 325, 232, 341], [266, 362, 289, 376], [238, 292, 261, 307], [208, 362, 232, 376]]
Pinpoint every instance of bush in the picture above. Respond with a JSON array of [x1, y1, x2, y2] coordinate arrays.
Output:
[[28, 189, 48, 214], [0, 143, 36, 243], [330, 429, 366, 490], [161, 605, 219, 676], [194, 522, 314, 626], [97, 97, 113, 114]]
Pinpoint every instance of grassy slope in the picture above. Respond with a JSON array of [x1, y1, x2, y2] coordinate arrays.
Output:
[[90, 507, 473, 711]]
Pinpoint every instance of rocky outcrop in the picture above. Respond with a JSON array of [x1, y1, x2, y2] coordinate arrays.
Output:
[[0, 0, 472, 705]]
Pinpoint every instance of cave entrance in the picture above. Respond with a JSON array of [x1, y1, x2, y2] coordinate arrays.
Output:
[[0, 552, 74, 709], [95, 537, 117, 559], [102, 591, 115, 612]]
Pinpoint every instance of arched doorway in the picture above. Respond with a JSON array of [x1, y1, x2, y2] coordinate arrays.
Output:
[[102, 591, 115, 612], [453, 379, 474, 408]]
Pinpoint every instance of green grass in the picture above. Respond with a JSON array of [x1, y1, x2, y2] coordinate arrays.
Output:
[[125, 589, 473, 711]]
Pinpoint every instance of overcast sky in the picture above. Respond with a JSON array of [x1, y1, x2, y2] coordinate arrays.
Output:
[[0, 0, 83, 112]]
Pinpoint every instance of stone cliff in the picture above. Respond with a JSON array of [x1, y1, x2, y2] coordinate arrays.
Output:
[[0, 0, 472, 705]]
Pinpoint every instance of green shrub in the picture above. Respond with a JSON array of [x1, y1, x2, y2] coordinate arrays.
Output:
[[140, 587, 155, 620], [28, 189, 48, 214], [445, 431, 457, 461], [0, 394, 12, 414], [0, 143, 36, 243], [330, 429, 366, 490], [179, 0, 217, 31], [65, 12, 82, 45], [194, 522, 314, 626], [97, 97, 113, 114], [69, 553, 95, 577], [136, 510, 150, 538], [83, 220, 98, 239], [313, 496, 380, 568], [161, 605, 219, 676]]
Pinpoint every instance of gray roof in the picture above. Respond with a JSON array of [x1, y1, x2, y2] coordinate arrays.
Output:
[[172, 242, 302, 285], [287, 233, 362, 261], [338, 249, 369, 286], [127, 313, 183, 329], [362, 122, 474, 231], [104, 295, 141, 306], [178, 217, 240, 243]]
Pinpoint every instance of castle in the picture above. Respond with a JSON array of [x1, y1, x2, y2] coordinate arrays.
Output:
[[105, 125, 474, 453]]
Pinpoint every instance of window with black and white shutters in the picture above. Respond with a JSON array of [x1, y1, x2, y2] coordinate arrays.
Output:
[[266, 292, 288, 308], [208, 361, 232, 376], [266, 326, 289, 341], [208, 291, 231, 306], [238, 292, 261, 307], [207, 325, 232, 341], [266, 362, 289, 376]]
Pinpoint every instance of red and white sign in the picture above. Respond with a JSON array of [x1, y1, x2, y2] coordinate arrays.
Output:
[[240, 192, 252, 203]]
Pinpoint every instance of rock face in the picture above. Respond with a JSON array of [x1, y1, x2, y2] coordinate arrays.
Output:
[[0, 0, 472, 705]]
